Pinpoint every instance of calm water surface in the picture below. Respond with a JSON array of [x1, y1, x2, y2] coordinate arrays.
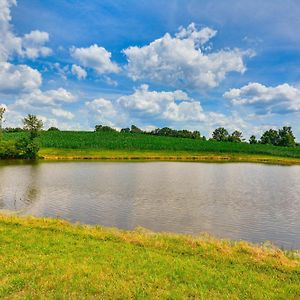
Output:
[[0, 161, 299, 249]]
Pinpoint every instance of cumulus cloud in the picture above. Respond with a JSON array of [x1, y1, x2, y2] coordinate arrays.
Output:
[[84, 98, 117, 126], [0, 0, 53, 99], [118, 84, 205, 122], [0, 0, 51, 61], [13, 88, 76, 109], [175, 23, 217, 46], [85, 98, 116, 117], [0, 0, 21, 61], [71, 64, 87, 80], [51, 108, 74, 120], [0, 61, 42, 93], [124, 23, 252, 89], [21, 30, 52, 59], [71, 44, 120, 74], [224, 82, 300, 114]]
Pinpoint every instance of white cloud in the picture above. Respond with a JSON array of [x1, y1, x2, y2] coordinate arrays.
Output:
[[85, 98, 116, 116], [224, 82, 300, 114], [84, 98, 117, 126], [21, 30, 52, 59], [118, 84, 205, 122], [71, 64, 87, 80], [0, 0, 22, 61], [13, 88, 76, 109], [51, 108, 74, 120], [71, 44, 119, 74], [0, 0, 51, 61], [176, 23, 217, 46], [124, 23, 252, 89], [163, 101, 205, 122], [0, 61, 42, 93]]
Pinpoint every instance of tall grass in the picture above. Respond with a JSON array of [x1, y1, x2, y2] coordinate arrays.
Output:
[[4, 131, 300, 158], [0, 215, 299, 299]]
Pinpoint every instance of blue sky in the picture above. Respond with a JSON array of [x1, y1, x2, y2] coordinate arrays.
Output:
[[1, 0, 300, 139]]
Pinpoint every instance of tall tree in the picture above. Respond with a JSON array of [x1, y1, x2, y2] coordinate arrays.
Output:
[[249, 135, 257, 144], [212, 127, 229, 142], [278, 126, 295, 147], [260, 129, 280, 146], [229, 130, 243, 143], [23, 114, 43, 139], [21, 114, 43, 159]]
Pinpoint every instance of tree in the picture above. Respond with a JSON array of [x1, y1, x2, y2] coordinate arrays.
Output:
[[278, 126, 295, 147], [120, 128, 130, 133], [22, 114, 43, 159], [0, 106, 6, 139], [95, 125, 117, 132], [130, 125, 143, 133], [260, 129, 280, 146], [212, 127, 229, 142], [23, 114, 43, 139], [249, 135, 257, 144], [229, 130, 243, 143], [48, 126, 60, 131]]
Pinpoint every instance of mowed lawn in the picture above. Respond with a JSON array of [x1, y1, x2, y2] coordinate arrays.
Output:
[[0, 215, 299, 299]]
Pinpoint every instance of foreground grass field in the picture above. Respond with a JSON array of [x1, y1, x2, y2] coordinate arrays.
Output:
[[0, 215, 299, 299], [4, 131, 300, 163]]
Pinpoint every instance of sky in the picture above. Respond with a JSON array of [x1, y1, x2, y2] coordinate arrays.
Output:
[[0, 0, 300, 139]]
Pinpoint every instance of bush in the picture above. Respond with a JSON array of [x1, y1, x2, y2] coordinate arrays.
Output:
[[48, 127, 60, 131], [16, 137, 40, 159], [0, 140, 20, 159], [95, 125, 117, 132]]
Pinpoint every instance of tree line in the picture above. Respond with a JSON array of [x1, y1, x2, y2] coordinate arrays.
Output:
[[95, 124, 205, 140], [95, 124, 297, 147], [211, 126, 296, 147]]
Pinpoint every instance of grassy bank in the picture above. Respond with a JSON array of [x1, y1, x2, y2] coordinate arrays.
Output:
[[4, 131, 300, 163], [0, 215, 299, 299], [39, 148, 300, 164]]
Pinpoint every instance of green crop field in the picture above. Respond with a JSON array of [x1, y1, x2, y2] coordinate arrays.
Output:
[[4, 131, 300, 159]]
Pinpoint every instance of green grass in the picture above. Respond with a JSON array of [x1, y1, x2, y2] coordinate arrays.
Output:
[[0, 215, 299, 299], [4, 131, 300, 160]]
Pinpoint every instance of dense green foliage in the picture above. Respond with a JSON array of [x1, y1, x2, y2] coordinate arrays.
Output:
[[47, 126, 60, 131], [212, 127, 244, 142], [120, 125, 204, 139], [212, 126, 296, 146], [23, 114, 43, 140], [0, 114, 43, 159], [4, 131, 300, 158], [260, 126, 296, 147], [149, 127, 203, 139], [249, 135, 258, 144], [0, 215, 299, 299], [95, 124, 117, 132]]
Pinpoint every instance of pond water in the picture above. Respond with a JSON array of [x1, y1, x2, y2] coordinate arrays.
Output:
[[0, 161, 299, 249]]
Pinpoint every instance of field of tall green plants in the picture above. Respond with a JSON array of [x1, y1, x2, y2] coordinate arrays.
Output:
[[4, 131, 300, 158]]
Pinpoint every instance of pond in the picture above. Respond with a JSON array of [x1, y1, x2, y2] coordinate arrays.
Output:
[[0, 161, 299, 249]]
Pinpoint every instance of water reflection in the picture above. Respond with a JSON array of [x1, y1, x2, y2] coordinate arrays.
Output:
[[0, 163, 41, 212], [0, 161, 299, 249]]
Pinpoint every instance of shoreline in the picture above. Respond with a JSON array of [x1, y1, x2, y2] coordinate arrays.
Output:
[[1, 211, 300, 251], [0, 214, 299, 298], [39, 148, 300, 165]]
